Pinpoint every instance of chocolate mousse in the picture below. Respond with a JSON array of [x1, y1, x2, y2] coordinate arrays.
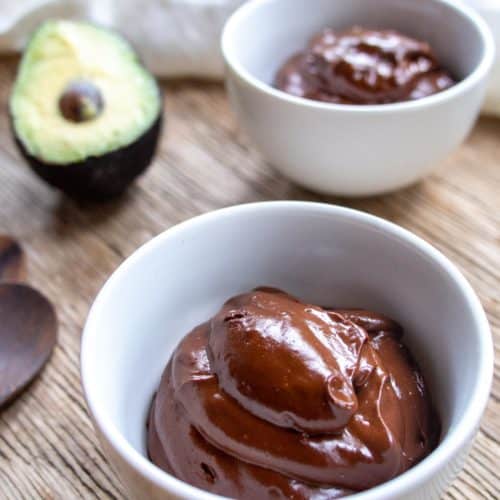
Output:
[[275, 27, 456, 104], [148, 288, 440, 499]]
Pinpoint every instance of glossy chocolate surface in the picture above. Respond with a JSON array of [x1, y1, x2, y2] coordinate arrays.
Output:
[[148, 288, 439, 499], [275, 27, 455, 104]]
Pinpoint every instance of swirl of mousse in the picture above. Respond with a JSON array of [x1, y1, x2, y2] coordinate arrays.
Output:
[[148, 288, 440, 499], [275, 26, 455, 104]]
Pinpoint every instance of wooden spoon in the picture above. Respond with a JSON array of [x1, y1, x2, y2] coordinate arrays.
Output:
[[0, 283, 57, 408], [0, 235, 26, 283]]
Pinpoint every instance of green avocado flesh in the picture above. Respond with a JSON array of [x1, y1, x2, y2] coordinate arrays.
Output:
[[10, 21, 161, 165]]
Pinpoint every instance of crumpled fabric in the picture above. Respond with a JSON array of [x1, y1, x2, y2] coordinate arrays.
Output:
[[0, 0, 499, 115], [463, 0, 500, 115], [0, 0, 245, 78]]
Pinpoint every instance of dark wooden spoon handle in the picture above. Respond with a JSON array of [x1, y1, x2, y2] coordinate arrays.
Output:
[[0, 235, 26, 283]]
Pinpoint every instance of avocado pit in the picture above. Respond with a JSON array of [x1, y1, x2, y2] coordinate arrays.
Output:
[[59, 80, 104, 123]]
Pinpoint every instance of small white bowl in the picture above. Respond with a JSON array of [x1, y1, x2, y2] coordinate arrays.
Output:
[[221, 0, 495, 196], [81, 202, 493, 500]]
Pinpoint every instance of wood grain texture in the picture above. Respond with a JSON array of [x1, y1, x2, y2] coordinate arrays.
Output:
[[0, 56, 498, 499]]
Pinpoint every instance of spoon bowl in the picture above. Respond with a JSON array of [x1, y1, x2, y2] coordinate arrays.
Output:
[[0, 283, 57, 408]]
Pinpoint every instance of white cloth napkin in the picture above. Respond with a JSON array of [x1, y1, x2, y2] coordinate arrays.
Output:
[[0, 0, 245, 78], [463, 0, 500, 115], [0, 0, 499, 115]]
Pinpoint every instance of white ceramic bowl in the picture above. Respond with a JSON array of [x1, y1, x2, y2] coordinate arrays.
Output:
[[221, 0, 495, 196], [81, 202, 493, 500]]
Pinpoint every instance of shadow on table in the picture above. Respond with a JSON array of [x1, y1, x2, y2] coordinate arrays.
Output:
[[238, 164, 430, 229], [46, 187, 139, 242]]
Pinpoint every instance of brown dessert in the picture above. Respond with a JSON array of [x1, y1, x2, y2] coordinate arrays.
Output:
[[275, 27, 455, 104], [148, 287, 439, 499]]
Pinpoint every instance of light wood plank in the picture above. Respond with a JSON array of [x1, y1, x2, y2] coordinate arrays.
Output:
[[0, 58, 498, 499]]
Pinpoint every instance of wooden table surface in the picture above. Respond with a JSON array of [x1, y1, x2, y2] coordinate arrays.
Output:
[[0, 56, 498, 499]]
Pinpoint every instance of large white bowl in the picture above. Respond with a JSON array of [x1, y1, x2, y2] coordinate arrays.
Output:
[[221, 0, 495, 196], [81, 202, 493, 500]]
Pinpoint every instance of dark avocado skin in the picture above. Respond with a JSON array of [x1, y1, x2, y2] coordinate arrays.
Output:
[[13, 113, 162, 201]]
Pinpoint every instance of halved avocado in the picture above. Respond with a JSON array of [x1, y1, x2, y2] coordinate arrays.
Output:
[[10, 21, 163, 200]]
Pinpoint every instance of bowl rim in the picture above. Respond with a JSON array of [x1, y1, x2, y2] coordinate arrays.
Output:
[[81, 201, 493, 500], [221, 0, 495, 114]]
